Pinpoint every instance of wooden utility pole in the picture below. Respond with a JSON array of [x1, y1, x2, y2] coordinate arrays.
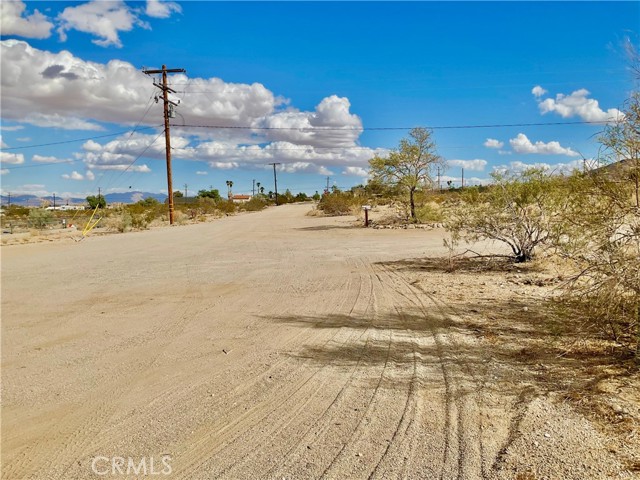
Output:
[[269, 163, 281, 205], [143, 65, 186, 225], [252, 179, 256, 196]]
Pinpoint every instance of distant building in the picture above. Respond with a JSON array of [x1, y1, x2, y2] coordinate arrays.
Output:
[[231, 194, 252, 204]]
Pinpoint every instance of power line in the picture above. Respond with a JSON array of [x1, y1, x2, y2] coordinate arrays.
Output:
[[177, 120, 606, 131], [0, 125, 162, 151], [0, 120, 608, 154]]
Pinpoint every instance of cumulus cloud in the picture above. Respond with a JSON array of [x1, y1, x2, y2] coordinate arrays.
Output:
[[145, 0, 182, 18], [1, 40, 277, 131], [41, 64, 79, 80], [1, 41, 376, 175], [209, 162, 239, 170], [62, 170, 85, 181], [509, 133, 578, 157], [57, 0, 148, 48], [446, 159, 487, 171], [493, 159, 583, 175], [86, 170, 95, 181], [195, 171, 208, 175], [32, 154, 72, 164], [0, 169, 9, 175], [531, 85, 547, 98], [257, 95, 363, 148], [0, 151, 25, 165], [534, 87, 623, 122], [484, 138, 504, 149], [0, 0, 53, 39], [343, 166, 369, 177]]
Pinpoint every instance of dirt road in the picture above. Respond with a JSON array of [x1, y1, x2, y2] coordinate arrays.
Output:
[[1, 204, 631, 479]]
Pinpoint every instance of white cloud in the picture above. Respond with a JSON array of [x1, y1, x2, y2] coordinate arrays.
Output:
[[32, 154, 71, 164], [446, 159, 487, 171], [343, 166, 369, 177], [145, 0, 182, 18], [493, 159, 583, 175], [195, 171, 208, 175], [86, 170, 95, 181], [57, 0, 148, 48], [62, 171, 85, 181], [257, 95, 362, 148], [0, 125, 24, 132], [24, 113, 103, 131], [1, 169, 9, 175], [531, 85, 547, 98], [535, 87, 623, 122], [1, 40, 276, 131], [0, 41, 379, 176], [484, 138, 504, 149], [509, 133, 578, 157], [280, 162, 333, 176], [0, 1, 53, 39], [0, 151, 25, 165], [209, 162, 239, 170]]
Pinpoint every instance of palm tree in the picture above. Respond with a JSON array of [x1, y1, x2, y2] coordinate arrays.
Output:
[[226, 180, 233, 199], [256, 182, 261, 196], [260, 186, 265, 194]]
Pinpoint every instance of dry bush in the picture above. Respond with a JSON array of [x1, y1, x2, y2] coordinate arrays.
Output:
[[444, 169, 569, 263], [317, 191, 363, 216]]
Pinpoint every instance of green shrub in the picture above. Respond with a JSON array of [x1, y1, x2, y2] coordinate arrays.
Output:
[[28, 208, 54, 229], [317, 191, 362, 216]]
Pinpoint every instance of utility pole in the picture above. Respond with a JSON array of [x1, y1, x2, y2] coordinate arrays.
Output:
[[252, 179, 256, 196], [461, 168, 464, 189], [269, 163, 281, 205], [143, 65, 186, 225], [7, 192, 10, 208], [53, 193, 56, 209], [437, 167, 441, 191], [184, 183, 188, 198], [326, 176, 330, 194]]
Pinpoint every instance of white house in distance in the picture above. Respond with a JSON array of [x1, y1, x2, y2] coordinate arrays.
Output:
[[231, 194, 252, 204]]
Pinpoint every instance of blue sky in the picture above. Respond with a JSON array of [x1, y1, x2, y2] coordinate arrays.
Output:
[[1, 1, 637, 201]]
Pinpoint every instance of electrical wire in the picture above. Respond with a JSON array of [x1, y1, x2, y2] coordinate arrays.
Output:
[[0, 125, 162, 151]]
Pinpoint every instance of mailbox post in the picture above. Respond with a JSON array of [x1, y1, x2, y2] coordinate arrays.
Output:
[[362, 205, 371, 227]]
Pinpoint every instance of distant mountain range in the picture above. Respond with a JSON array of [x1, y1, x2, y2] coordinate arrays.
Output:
[[0, 191, 168, 207]]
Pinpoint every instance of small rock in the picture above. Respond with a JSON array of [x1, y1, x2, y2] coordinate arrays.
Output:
[[523, 306, 529, 312], [544, 432, 551, 438]]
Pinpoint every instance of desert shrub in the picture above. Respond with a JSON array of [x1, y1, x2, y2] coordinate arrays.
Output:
[[28, 208, 54, 229], [553, 92, 640, 360], [444, 169, 568, 263], [317, 191, 363, 216], [215, 199, 237, 215], [240, 196, 268, 212], [416, 201, 444, 223], [131, 213, 149, 230]]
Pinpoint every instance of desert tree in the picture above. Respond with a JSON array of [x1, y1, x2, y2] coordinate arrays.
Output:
[[555, 90, 639, 359], [369, 127, 444, 221], [444, 168, 568, 263]]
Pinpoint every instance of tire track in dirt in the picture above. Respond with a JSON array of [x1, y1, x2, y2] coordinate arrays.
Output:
[[171, 256, 374, 478], [223, 258, 379, 479], [376, 262, 494, 480]]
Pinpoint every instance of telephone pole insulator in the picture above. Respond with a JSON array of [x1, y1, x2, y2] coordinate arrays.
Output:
[[143, 65, 186, 225]]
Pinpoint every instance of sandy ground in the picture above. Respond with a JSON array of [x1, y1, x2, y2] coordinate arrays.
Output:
[[1, 204, 637, 479]]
